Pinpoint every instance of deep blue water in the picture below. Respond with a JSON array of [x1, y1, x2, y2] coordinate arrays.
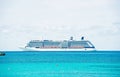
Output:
[[0, 51, 120, 77]]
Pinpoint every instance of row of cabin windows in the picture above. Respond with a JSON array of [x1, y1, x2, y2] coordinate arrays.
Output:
[[27, 42, 90, 47]]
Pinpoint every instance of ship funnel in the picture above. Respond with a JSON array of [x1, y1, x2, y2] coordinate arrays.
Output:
[[70, 36, 73, 40], [81, 36, 84, 40]]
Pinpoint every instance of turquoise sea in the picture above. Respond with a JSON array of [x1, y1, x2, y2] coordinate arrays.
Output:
[[0, 51, 120, 77]]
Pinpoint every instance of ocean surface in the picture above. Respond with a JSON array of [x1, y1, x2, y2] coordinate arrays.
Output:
[[0, 50, 120, 77]]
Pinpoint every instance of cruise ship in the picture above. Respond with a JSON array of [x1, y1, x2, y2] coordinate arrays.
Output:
[[21, 37, 95, 51]]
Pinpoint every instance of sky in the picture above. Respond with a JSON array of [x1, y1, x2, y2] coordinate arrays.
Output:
[[0, 0, 120, 50]]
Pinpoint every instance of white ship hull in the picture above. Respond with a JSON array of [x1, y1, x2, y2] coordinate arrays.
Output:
[[20, 47, 96, 51]]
